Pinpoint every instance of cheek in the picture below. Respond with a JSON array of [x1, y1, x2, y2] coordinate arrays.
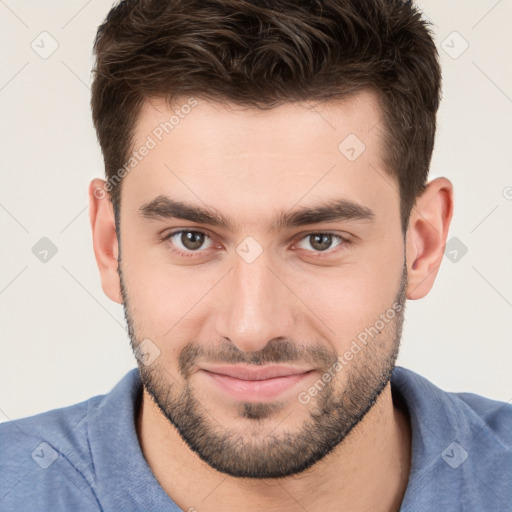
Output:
[[121, 219, 404, 353], [293, 249, 403, 346], [121, 236, 220, 337]]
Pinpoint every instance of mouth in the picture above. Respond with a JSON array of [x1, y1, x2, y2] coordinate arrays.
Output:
[[198, 365, 316, 402]]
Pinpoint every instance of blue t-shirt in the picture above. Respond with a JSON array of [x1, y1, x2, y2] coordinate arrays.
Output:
[[1, 366, 511, 511]]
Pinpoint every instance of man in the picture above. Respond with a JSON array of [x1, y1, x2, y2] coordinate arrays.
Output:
[[1, 0, 510, 510]]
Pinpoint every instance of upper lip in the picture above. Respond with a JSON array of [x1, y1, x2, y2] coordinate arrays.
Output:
[[200, 365, 313, 381]]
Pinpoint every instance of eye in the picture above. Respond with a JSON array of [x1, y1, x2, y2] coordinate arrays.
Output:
[[165, 229, 214, 256], [295, 233, 348, 253], [163, 229, 351, 260]]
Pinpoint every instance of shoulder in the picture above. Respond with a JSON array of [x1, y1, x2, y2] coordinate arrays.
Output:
[[1, 391, 107, 510], [392, 365, 512, 445], [392, 366, 512, 511], [454, 390, 512, 443]]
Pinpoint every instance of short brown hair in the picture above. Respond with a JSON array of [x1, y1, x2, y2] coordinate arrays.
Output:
[[91, 0, 441, 231]]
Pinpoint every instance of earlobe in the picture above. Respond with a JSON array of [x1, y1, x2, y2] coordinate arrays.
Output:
[[405, 177, 454, 300], [88, 178, 123, 304]]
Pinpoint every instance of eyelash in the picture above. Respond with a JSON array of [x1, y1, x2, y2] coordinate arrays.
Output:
[[163, 229, 351, 259]]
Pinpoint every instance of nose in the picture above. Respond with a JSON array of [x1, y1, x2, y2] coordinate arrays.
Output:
[[214, 249, 295, 353]]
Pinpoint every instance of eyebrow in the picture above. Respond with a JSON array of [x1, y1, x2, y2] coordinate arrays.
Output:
[[139, 195, 375, 232]]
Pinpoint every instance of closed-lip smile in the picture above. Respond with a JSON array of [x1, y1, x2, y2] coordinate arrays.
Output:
[[197, 364, 316, 402], [199, 364, 313, 381]]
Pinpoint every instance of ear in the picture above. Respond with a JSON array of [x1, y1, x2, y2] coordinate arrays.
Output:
[[88, 178, 122, 304], [405, 177, 454, 300]]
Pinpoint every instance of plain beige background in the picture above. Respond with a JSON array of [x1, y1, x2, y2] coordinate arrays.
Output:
[[1, 0, 511, 421]]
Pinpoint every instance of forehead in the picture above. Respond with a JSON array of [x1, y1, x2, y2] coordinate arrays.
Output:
[[121, 90, 397, 231], [133, 89, 384, 157]]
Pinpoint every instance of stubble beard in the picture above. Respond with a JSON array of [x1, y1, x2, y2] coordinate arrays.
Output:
[[119, 260, 407, 478]]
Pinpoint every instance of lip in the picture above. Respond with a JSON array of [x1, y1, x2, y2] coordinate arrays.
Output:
[[199, 364, 313, 380], [198, 365, 315, 402]]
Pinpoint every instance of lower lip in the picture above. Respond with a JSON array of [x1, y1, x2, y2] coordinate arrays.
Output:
[[201, 370, 314, 402]]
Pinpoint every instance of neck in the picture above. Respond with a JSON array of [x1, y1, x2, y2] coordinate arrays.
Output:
[[136, 381, 412, 512]]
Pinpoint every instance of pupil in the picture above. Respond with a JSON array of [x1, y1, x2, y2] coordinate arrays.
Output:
[[182, 231, 204, 250], [311, 234, 332, 251]]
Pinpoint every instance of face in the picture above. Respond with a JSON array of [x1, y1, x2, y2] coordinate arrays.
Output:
[[117, 90, 407, 478]]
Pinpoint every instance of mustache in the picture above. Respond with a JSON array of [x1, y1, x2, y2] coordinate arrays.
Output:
[[178, 337, 338, 379]]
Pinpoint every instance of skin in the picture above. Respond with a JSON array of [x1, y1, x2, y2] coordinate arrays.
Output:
[[89, 89, 453, 511]]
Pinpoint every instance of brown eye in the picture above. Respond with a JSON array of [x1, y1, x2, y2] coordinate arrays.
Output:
[[180, 231, 205, 250], [310, 234, 334, 251], [166, 230, 213, 255], [296, 233, 347, 253]]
